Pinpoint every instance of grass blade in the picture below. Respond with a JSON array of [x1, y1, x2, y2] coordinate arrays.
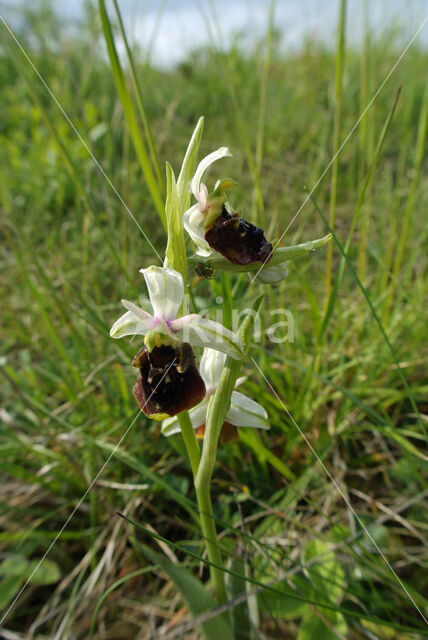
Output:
[[98, 0, 166, 227]]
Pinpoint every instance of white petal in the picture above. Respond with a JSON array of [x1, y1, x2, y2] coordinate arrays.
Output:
[[140, 266, 184, 320], [255, 263, 289, 284], [226, 391, 269, 428], [196, 245, 214, 258], [175, 317, 244, 360], [190, 147, 232, 198], [183, 203, 213, 257], [110, 310, 149, 339], [235, 376, 247, 388], [199, 348, 226, 387], [161, 400, 208, 436], [198, 183, 208, 212], [121, 299, 154, 324], [168, 314, 200, 331]]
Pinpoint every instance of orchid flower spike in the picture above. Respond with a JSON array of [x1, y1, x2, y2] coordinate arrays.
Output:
[[183, 148, 288, 283], [110, 266, 244, 420], [161, 348, 269, 444]]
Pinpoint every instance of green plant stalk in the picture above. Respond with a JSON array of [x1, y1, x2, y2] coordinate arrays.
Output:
[[324, 0, 346, 301], [357, 3, 373, 281], [177, 411, 201, 478], [162, 120, 230, 605], [221, 272, 233, 330], [98, 0, 166, 227], [112, 0, 165, 195], [195, 480, 229, 606], [195, 357, 241, 607], [194, 301, 262, 605], [251, 0, 274, 225]]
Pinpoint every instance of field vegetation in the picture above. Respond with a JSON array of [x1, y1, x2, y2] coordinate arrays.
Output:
[[1, 2, 427, 638]]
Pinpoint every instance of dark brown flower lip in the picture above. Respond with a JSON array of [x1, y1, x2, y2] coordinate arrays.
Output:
[[204, 205, 273, 266], [195, 421, 240, 445], [132, 343, 206, 419]]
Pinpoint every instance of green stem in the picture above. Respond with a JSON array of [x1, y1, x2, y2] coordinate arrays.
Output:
[[177, 411, 200, 478], [178, 411, 228, 605], [324, 0, 346, 300], [194, 299, 263, 605], [195, 483, 228, 605], [193, 360, 240, 606], [194, 368, 237, 606], [177, 411, 228, 604], [221, 271, 233, 330]]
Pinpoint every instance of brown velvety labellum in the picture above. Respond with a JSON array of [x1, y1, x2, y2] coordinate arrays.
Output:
[[205, 205, 273, 265], [195, 422, 240, 444], [219, 422, 240, 444], [132, 343, 205, 418]]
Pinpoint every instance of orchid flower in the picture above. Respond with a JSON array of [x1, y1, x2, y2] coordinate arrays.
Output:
[[161, 348, 269, 443], [183, 148, 288, 283], [183, 147, 232, 259], [110, 266, 244, 420]]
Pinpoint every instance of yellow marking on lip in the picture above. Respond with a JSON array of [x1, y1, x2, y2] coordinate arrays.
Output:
[[150, 412, 170, 422]]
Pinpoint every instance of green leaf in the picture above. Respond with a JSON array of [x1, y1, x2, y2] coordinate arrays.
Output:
[[382, 427, 428, 461], [258, 580, 307, 620], [164, 162, 187, 284], [27, 558, 61, 585], [0, 575, 24, 609], [303, 540, 345, 605], [139, 544, 234, 640], [0, 555, 29, 578], [298, 607, 348, 640], [361, 619, 416, 639], [177, 116, 205, 213]]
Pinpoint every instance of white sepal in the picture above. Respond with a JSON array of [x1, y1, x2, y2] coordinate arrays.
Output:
[[255, 263, 289, 284], [199, 348, 226, 388], [110, 310, 150, 339], [183, 203, 213, 257], [175, 317, 244, 360], [161, 400, 208, 436], [190, 147, 231, 199], [226, 391, 269, 428], [140, 265, 184, 320]]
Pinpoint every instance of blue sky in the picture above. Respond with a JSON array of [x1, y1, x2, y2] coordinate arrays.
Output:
[[1, 0, 427, 68]]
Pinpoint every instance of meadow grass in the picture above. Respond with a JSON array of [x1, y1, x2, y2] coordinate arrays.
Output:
[[1, 3, 427, 638]]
